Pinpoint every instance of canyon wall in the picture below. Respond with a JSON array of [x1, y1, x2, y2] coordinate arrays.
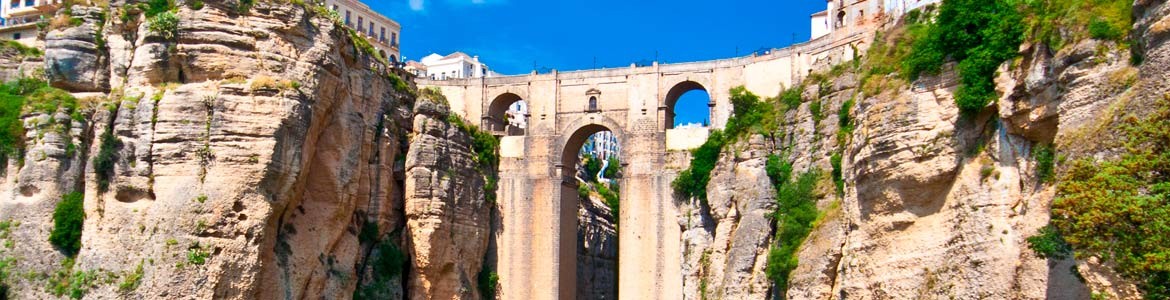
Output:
[[677, 1, 1170, 299], [0, 1, 492, 299]]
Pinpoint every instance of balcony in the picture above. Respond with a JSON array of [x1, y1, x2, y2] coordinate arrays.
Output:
[[0, 14, 42, 30]]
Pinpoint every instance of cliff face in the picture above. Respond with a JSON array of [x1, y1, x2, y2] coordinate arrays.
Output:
[[680, 1, 1170, 299], [403, 94, 492, 300], [0, 1, 491, 299]]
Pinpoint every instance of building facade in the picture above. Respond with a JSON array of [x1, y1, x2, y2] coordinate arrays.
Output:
[[580, 131, 619, 162], [416, 52, 498, 80], [324, 0, 401, 64], [0, 0, 61, 45], [811, 0, 939, 42]]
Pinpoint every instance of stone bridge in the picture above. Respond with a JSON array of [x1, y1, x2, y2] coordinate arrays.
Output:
[[417, 32, 867, 300]]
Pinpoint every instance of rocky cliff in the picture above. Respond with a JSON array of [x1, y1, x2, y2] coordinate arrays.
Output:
[[0, 1, 493, 299], [676, 1, 1170, 299]]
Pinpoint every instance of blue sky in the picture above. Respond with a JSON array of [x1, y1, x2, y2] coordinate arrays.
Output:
[[368, 0, 825, 126]]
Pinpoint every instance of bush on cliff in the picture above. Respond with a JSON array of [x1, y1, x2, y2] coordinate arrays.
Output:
[[49, 192, 85, 257], [0, 78, 79, 163], [673, 87, 771, 203], [904, 0, 1024, 115], [764, 155, 821, 293], [1052, 96, 1170, 298]]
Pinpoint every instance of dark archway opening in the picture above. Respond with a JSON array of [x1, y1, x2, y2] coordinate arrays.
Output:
[[665, 81, 711, 129], [559, 125, 621, 300], [485, 93, 527, 136]]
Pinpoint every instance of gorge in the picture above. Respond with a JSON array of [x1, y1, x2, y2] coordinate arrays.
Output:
[[0, 0, 1167, 299]]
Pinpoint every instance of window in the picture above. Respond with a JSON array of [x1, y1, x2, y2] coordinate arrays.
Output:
[[332, 4, 338, 11], [588, 96, 598, 111], [358, 16, 364, 31], [380, 28, 386, 42], [345, 11, 351, 26], [24, 0, 33, 7], [391, 33, 398, 46], [368, 22, 375, 36], [12, 33, 20, 40]]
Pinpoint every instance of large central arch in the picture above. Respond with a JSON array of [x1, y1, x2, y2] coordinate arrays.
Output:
[[551, 117, 627, 299]]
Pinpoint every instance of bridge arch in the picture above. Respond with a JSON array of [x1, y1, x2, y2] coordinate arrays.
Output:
[[549, 114, 627, 299], [663, 80, 712, 129], [485, 92, 528, 135], [555, 115, 627, 180]]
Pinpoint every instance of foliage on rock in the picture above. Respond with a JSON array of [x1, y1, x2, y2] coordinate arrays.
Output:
[[1053, 96, 1170, 298], [49, 192, 85, 257], [763, 155, 822, 294], [0, 78, 81, 160], [673, 86, 775, 203], [903, 0, 1024, 115]]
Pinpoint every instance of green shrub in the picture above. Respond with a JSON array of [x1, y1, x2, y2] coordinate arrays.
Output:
[[186, 244, 209, 265], [577, 184, 589, 200], [604, 156, 621, 179], [830, 152, 844, 195], [94, 130, 123, 192], [672, 130, 725, 202], [1033, 144, 1055, 182], [0, 256, 13, 299], [809, 99, 824, 123], [1088, 18, 1123, 41], [47, 258, 97, 299], [836, 98, 855, 147], [358, 221, 378, 244], [118, 261, 144, 292], [1024, 0, 1132, 50], [237, 0, 254, 14], [187, 0, 204, 10], [764, 155, 821, 293], [582, 154, 602, 182], [0, 78, 78, 160], [1053, 97, 1170, 298], [779, 86, 802, 111], [143, 0, 175, 18], [477, 267, 499, 298], [1026, 225, 1072, 259], [596, 182, 620, 223], [147, 11, 179, 40], [2, 40, 43, 57], [904, 0, 1023, 116], [372, 241, 405, 280], [49, 192, 85, 257], [354, 236, 408, 299]]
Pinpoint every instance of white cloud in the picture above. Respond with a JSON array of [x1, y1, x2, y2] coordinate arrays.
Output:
[[409, 0, 425, 11]]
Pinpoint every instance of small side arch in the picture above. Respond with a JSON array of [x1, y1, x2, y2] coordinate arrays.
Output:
[[663, 80, 711, 129], [485, 92, 527, 135]]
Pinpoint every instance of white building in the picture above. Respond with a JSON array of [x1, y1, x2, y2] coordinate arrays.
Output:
[[416, 52, 498, 80], [505, 101, 527, 130], [581, 131, 619, 162], [810, 10, 830, 40], [325, 0, 401, 63], [810, 0, 940, 40], [0, 0, 61, 45]]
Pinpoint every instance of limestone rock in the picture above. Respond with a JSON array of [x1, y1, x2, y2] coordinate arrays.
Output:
[[404, 97, 491, 300], [45, 6, 110, 92]]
